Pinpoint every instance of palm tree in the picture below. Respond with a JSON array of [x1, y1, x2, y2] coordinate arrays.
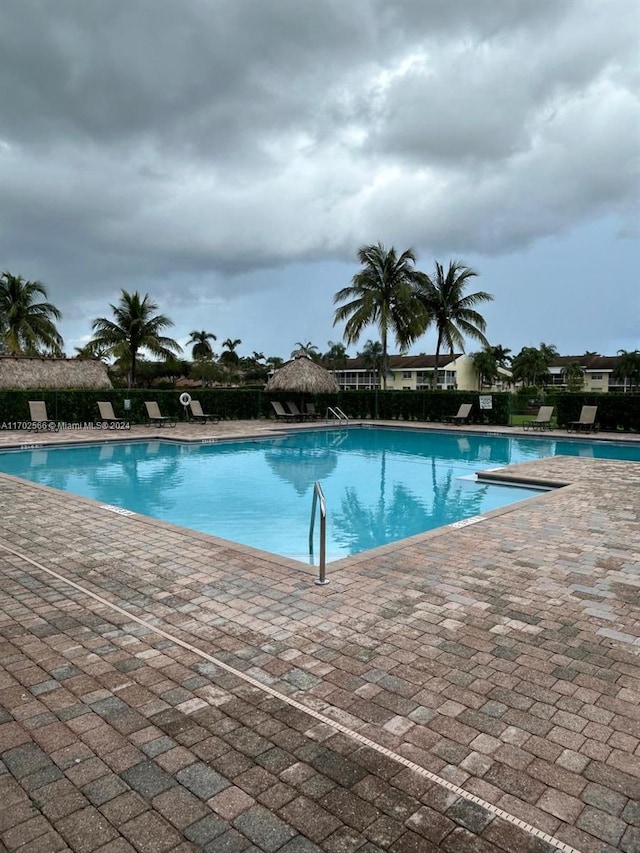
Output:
[[562, 361, 585, 391], [188, 330, 216, 361], [358, 339, 384, 387], [333, 243, 427, 390], [414, 261, 492, 389], [73, 342, 111, 362], [0, 271, 63, 355], [488, 344, 512, 368], [613, 349, 640, 391], [292, 341, 320, 360], [89, 290, 182, 387], [471, 348, 499, 390], [220, 338, 242, 366], [323, 341, 349, 371], [511, 345, 554, 388], [188, 330, 217, 387]]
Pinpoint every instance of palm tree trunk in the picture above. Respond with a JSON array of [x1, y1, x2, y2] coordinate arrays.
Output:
[[381, 326, 388, 391], [432, 333, 442, 390]]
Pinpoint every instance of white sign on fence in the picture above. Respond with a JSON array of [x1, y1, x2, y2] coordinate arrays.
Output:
[[479, 395, 493, 410]]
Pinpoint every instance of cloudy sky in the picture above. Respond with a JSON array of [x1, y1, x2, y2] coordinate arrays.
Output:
[[1, 0, 638, 362]]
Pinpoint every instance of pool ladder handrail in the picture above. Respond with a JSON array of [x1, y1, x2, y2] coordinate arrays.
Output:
[[309, 480, 329, 585], [326, 406, 349, 423]]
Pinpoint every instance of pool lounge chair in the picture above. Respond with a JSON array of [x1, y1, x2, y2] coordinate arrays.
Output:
[[28, 401, 59, 432], [144, 401, 177, 427], [523, 405, 554, 431], [97, 401, 129, 426], [567, 405, 599, 433], [305, 402, 320, 421], [189, 399, 220, 424], [285, 401, 309, 421], [270, 401, 297, 422], [442, 403, 473, 424]]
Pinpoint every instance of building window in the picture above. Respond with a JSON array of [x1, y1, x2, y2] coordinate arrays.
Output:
[[590, 374, 603, 380], [402, 371, 412, 379]]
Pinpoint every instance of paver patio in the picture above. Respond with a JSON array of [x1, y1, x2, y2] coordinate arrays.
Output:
[[0, 420, 638, 852]]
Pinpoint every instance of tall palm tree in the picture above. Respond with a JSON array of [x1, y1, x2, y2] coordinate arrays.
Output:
[[187, 329, 216, 361], [0, 271, 63, 355], [333, 243, 427, 389], [414, 260, 492, 389], [220, 338, 242, 366], [89, 290, 182, 387]]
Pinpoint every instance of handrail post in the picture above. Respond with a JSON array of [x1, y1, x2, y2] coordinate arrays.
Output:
[[310, 481, 329, 585]]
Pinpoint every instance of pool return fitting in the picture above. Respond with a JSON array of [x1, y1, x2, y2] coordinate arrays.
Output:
[[309, 480, 328, 585]]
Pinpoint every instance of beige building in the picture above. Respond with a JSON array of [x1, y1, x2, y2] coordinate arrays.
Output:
[[333, 354, 508, 392], [547, 355, 628, 392]]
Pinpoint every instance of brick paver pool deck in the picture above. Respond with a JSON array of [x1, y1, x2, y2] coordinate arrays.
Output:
[[0, 420, 638, 853]]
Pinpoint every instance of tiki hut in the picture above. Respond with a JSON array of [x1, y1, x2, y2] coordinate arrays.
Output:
[[265, 352, 339, 399], [0, 356, 112, 389]]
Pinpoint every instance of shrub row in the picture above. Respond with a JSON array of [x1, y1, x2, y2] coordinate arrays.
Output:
[[0, 388, 514, 426], [1, 388, 637, 431]]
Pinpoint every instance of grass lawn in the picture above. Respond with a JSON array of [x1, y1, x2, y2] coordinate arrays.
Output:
[[510, 413, 557, 428]]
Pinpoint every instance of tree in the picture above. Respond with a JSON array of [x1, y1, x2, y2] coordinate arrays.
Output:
[[471, 348, 500, 390], [292, 341, 320, 360], [187, 330, 216, 361], [562, 361, 585, 391], [220, 338, 242, 366], [510, 343, 556, 388], [488, 344, 512, 368], [323, 341, 349, 370], [333, 243, 427, 389], [187, 330, 217, 387], [414, 260, 492, 389], [73, 341, 111, 362], [358, 339, 384, 387], [0, 271, 63, 355], [89, 290, 182, 387], [613, 349, 640, 391]]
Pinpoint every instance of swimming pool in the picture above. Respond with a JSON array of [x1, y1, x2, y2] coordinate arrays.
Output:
[[1, 428, 638, 563]]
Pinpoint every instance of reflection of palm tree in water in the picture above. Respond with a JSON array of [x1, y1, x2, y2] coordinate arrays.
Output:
[[333, 453, 484, 555], [85, 444, 183, 516], [265, 446, 338, 497]]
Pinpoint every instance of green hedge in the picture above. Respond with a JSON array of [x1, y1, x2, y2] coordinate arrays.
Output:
[[0, 388, 514, 426], [4, 388, 636, 430], [554, 393, 640, 432]]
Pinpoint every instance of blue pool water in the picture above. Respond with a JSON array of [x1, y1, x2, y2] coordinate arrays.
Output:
[[1, 429, 638, 563]]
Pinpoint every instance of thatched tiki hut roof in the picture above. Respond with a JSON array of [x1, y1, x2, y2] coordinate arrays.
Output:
[[265, 352, 339, 394], [0, 356, 112, 389]]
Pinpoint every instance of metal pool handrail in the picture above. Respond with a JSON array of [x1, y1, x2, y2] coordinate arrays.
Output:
[[309, 480, 329, 585], [326, 406, 349, 423]]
